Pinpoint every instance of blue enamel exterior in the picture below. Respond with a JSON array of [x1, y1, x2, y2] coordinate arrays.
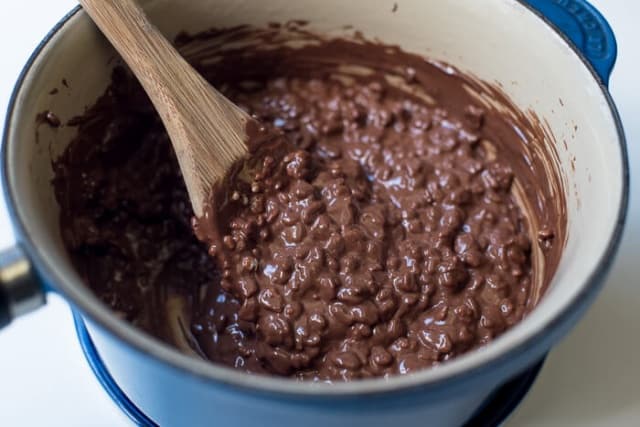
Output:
[[0, 1, 628, 426], [73, 312, 158, 426], [523, 0, 617, 85], [73, 310, 545, 426]]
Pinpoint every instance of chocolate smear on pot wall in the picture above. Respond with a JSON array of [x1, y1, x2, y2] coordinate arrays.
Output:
[[53, 24, 565, 381], [37, 110, 61, 128]]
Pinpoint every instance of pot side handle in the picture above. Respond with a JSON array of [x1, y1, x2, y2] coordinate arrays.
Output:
[[523, 0, 617, 86], [0, 245, 45, 328]]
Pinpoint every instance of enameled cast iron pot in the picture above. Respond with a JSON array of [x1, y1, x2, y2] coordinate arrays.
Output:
[[0, 1, 629, 426]]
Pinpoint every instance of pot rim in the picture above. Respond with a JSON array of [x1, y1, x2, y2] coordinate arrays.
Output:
[[1, 1, 629, 399]]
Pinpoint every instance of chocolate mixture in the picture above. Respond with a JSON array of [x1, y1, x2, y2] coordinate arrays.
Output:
[[53, 25, 564, 381]]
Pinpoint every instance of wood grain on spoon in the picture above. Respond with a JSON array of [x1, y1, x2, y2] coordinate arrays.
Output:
[[78, 0, 254, 217]]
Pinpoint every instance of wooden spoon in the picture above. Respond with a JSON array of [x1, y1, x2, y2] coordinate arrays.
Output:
[[78, 0, 254, 217]]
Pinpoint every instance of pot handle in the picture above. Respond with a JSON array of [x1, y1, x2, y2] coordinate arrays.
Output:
[[523, 0, 617, 86], [0, 245, 46, 328]]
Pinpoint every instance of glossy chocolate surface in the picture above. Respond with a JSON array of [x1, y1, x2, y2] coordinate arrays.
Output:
[[53, 24, 565, 381]]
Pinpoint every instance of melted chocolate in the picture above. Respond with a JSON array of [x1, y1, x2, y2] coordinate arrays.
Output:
[[53, 24, 565, 382]]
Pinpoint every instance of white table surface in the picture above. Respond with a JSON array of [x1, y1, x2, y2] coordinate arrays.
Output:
[[0, 1, 637, 426]]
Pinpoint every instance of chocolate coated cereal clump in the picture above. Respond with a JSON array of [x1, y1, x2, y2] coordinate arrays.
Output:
[[54, 27, 562, 382]]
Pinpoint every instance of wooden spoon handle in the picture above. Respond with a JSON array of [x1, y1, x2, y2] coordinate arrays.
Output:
[[78, 0, 250, 216], [79, 0, 182, 92]]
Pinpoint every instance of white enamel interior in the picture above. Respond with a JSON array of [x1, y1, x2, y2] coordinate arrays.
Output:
[[4, 0, 624, 394]]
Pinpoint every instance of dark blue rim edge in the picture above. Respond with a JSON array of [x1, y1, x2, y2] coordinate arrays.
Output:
[[73, 311, 158, 427], [73, 310, 545, 427], [0, 2, 629, 400]]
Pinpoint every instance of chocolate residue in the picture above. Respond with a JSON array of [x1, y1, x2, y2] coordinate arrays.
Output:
[[37, 110, 61, 128], [53, 25, 565, 381]]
